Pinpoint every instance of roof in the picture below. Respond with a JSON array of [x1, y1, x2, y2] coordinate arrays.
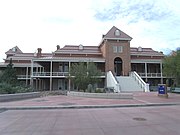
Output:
[[0, 62, 41, 67], [5, 46, 23, 54], [5, 52, 52, 61], [33, 56, 105, 62], [103, 26, 132, 41], [130, 47, 164, 56], [54, 45, 102, 55]]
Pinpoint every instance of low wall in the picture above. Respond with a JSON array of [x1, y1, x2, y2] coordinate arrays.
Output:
[[0, 92, 41, 102], [67, 91, 133, 99]]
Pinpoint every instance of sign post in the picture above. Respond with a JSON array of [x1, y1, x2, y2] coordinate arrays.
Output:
[[158, 84, 168, 98]]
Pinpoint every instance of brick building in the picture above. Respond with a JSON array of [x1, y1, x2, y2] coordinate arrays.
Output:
[[0, 26, 165, 92]]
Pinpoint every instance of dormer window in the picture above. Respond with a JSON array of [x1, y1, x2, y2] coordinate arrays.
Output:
[[12, 47, 17, 52], [115, 29, 120, 36], [79, 44, 83, 50], [138, 46, 142, 52]]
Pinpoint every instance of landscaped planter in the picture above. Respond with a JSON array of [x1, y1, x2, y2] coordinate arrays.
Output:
[[67, 91, 133, 99], [0, 92, 41, 102]]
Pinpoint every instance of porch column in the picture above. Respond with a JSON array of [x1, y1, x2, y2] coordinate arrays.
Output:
[[30, 60, 34, 89], [26, 66, 29, 86], [68, 61, 71, 91], [50, 60, 53, 91], [145, 63, 148, 82], [160, 62, 163, 84], [36, 67, 38, 90]]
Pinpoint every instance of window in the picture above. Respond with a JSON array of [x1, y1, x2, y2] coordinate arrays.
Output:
[[113, 46, 117, 53], [115, 29, 120, 36], [113, 46, 123, 53], [79, 44, 83, 50], [117, 46, 123, 53]]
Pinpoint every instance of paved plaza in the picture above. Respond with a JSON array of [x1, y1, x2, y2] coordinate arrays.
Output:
[[1, 106, 180, 135], [1, 92, 180, 135], [1, 92, 180, 109]]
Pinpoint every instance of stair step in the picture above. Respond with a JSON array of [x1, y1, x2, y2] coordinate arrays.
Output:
[[116, 76, 143, 92]]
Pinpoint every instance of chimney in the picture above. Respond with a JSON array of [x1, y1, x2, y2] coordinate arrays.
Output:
[[56, 45, 60, 50], [37, 48, 42, 57]]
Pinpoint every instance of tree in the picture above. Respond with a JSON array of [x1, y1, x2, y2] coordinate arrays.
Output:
[[163, 48, 180, 86], [70, 62, 102, 91], [0, 58, 19, 86], [87, 62, 102, 87], [0, 59, 19, 94], [70, 62, 88, 90]]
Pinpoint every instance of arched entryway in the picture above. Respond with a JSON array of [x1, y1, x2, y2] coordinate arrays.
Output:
[[114, 57, 122, 76]]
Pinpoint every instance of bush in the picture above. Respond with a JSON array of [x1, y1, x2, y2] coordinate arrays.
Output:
[[0, 83, 33, 94], [95, 88, 104, 93]]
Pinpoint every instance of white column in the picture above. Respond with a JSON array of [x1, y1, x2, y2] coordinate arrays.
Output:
[[50, 60, 53, 91], [30, 60, 34, 88], [26, 66, 29, 86], [145, 63, 147, 82], [36, 67, 38, 90], [68, 61, 71, 91], [160, 62, 163, 84]]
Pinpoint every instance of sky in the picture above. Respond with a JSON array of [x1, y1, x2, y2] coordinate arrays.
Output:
[[0, 0, 180, 61]]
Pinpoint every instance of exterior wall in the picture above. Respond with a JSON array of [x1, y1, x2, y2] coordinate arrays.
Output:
[[104, 40, 131, 76], [100, 42, 106, 58]]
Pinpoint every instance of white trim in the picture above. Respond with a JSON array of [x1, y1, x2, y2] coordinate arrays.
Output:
[[131, 59, 163, 63], [104, 37, 132, 41], [32, 57, 105, 62], [131, 53, 164, 57]]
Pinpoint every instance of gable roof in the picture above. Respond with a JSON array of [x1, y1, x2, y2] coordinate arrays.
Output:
[[103, 26, 132, 41], [5, 46, 23, 54]]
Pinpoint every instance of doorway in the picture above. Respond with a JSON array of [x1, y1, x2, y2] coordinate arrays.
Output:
[[114, 57, 122, 76]]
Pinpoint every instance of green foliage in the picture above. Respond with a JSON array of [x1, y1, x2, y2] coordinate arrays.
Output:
[[0, 58, 18, 86], [0, 59, 33, 94], [95, 88, 104, 93], [163, 48, 180, 86], [70, 62, 102, 91], [70, 62, 89, 91]]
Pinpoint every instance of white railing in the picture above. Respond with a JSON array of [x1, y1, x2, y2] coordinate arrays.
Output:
[[130, 71, 149, 92], [138, 73, 162, 77], [106, 71, 121, 93], [17, 75, 31, 79], [32, 72, 106, 77], [33, 72, 69, 77]]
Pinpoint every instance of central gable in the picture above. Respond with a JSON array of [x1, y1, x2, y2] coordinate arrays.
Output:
[[103, 26, 132, 41]]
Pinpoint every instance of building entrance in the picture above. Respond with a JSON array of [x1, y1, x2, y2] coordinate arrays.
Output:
[[114, 57, 122, 76]]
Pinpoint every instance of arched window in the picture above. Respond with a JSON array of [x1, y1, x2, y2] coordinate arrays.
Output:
[[115, 29, 120, 36], [79, 44, 83, 50]]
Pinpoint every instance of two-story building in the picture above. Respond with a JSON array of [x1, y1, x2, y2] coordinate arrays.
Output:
[[0, 26, 165, 92]]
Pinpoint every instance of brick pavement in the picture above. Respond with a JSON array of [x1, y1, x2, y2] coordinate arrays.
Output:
[[1, 105, 180, 135], [0, 92, 180, 109]]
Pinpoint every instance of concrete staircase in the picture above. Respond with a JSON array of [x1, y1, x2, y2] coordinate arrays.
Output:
[[116, 76, 143, 92]]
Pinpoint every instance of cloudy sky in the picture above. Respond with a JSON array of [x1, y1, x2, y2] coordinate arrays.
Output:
[[0, 0, 180, 61]]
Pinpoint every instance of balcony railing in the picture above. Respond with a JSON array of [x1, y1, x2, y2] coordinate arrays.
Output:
[[17, 75, 31, 79], [32, 72, 106, 77], [138, 73, 162, 77], [33, 72, 69, 77]]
